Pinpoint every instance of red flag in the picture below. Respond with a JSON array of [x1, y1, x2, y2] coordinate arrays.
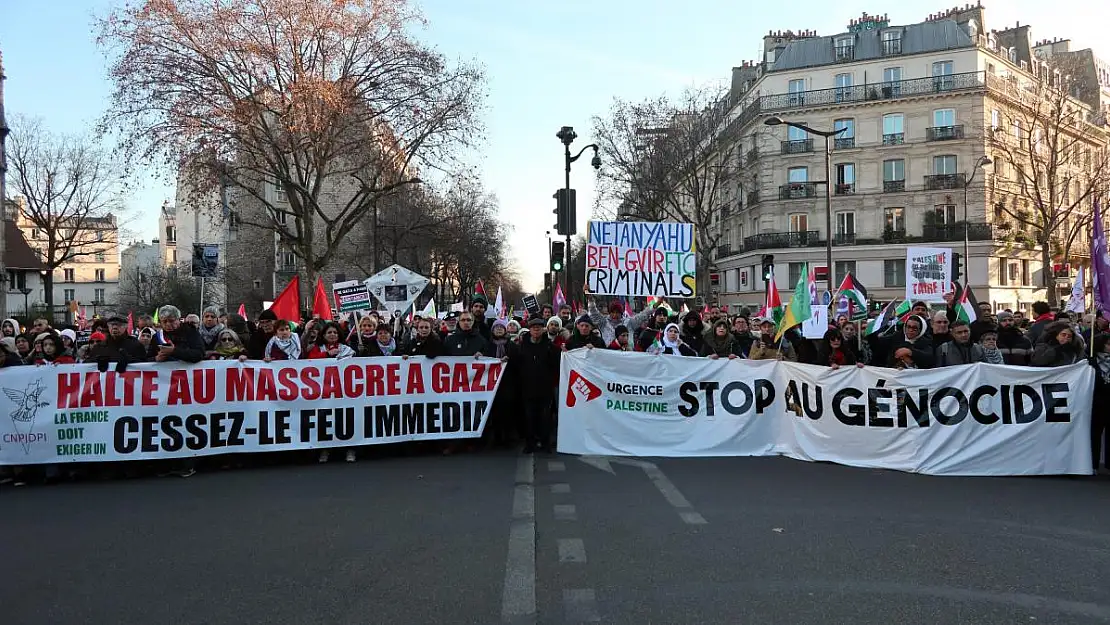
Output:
[[311, 277, 333, 320], [127, 312, 134, 335], [237, 303, 246, 319], [269, 275, 301, 322], [624, 299, 634, 317]]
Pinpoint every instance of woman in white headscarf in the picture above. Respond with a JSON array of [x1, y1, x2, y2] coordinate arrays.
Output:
[[648, 323, 698, 356]]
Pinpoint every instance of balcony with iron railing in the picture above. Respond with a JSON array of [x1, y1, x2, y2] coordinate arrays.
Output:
[[924, 173, 966, 190], [882, 228, 907, 243], [747, 190, 760, 206], [883, 180, 906, 193], [833, 233, 856, 245], [834, 183, 855, 196], [781, 139, 814, 154], [921, 222, 993, 242], [926, 125, 965, 141], [779, 183, 819, 200], [758, 71, 986, 113], [882, 133, 905, 145], [744, 230, 821, 251], [715, 244, 735, 259], [834, 136, 856, 149]]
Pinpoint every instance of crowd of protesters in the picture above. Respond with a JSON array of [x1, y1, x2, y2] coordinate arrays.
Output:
[[1, 290, 1107, 486]]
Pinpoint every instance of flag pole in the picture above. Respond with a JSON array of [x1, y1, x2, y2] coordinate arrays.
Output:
[[1091, 261, 1096, 358]]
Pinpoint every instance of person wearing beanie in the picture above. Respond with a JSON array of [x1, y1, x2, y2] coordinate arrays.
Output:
[[608, 325, 632, 351], [545, 315, 569, 351], [566, 314, 606, 351], [469, 295, 492, 341], [636, 306, 672, 352], [587, 299, 651, 347], [247, 309, 278, 360], [679, 310, 706, 355], [90, 315, 147, 371], [994, 310, 1032, 365], [59, 329, 77, 354], [510, 315, 561, 453]]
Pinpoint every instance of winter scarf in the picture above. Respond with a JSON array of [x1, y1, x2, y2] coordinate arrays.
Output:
[[1097, 353, 1110, 384], [491, 337, 508, 359], [981, 344, 1005, 364], [198, 322, 226, 348], [266, 335, 302, 360], [376, 338, 397, 356], [705, 330, 735, 357]]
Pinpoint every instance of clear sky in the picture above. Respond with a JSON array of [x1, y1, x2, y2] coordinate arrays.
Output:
[[1, 0, 1106, 292]]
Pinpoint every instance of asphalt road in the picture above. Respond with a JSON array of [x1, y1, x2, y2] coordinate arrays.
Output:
[[3, 453, 1110, 624]]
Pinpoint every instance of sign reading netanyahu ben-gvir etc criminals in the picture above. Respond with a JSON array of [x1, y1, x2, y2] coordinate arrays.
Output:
[[585, 221, 697, 298]]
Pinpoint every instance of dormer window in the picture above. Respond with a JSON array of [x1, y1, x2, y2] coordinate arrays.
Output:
[[835, 36, 854, 61], [881, 29, 902, 55]]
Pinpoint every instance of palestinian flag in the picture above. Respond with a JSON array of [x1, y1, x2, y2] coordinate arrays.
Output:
[[865, 299, 900, 336], [680, 303, 690, 315], [757, 272, 785, 327], [895, 299, 913, 322], [834, 273, 869, 321], [954, 284, 980, 323]]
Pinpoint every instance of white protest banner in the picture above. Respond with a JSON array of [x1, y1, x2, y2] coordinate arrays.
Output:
[[905, 246, 952, 303], [558, 350, 1092, 476], [585, 221, 697, 298], [0, 357, 504, 465], [365, 264, 430, 316], [332, 280, 373, 312]]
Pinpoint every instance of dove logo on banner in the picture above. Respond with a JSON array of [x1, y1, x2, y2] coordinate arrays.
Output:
[[2, 378, 51, 453]]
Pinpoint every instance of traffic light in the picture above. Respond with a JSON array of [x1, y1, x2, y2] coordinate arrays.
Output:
[[550, 240, 565, 272], [952, 252, 962, 283], [544, 272, 552, 292], [553, 189, 577, 236], [761, 254, 775, 281]]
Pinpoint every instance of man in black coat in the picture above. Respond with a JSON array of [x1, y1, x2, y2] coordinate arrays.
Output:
[[90, 315, 148, 372], [148, 305, 206, 363], [246, 309, 277, 360], [511, 317, 561, 453]]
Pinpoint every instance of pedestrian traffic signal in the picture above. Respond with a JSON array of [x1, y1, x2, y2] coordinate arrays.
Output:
[[544, 272, 552, 292], [553, 189, 577, 236], [761, 254, 775, 281], [550, 240, 565, 272], [952, 252, 962, 283]]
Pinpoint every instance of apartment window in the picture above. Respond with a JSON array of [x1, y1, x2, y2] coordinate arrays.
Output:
[[63, 268, 75, 282], [934, 204, 957, 224], [96, 230, 105, 242], [279, 247, 296, 269], [94, 288, 105, 303], [991, 109, 1000, 130], [834, 260, 856, 285], [884, 259, 906, 287], [787, 167, 808, 183], [882, 114, 904, 144], [94, 269, 105, 282], [998, 258, 1009, 285], [787, 125, 808, 142], [883, 67, 902, 96], [835, 212, 855, 236], [932, 60, 955, 90], [1012, 119, 1022, 142], [884, 207, 905, 232], [881, 30, 902, 55], [788, 262, 805, 289], [95, 252, 106, 263], [171, 249, 177, 263], [833, 118, 855, 148], [788, 213, 809, 233], [7, 270, 25, 291], [228, 211, 241, 230], [834, 73, 852, 101], [165, 226, 176, 243], [64, 288, 76, 303], [933, 155, 958, 175], [883, 159, 906, 192], [273, 179, 287, 203], [835, 37, 854, 61], [1033, 128, 1043, 153], [1021, 259, 1031, 285], [30, 229, 40, 240], [933, 109, 955, 128], [788, 79, 806, 105], [834, 163, 855, 194]]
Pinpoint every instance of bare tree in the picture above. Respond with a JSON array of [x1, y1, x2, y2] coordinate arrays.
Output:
[[118, 261, 224, 315], [592, 85, 737, 296], [97, 0, 486, 300], [5, 116, 127, 311], [989, 58, 1110, 305]]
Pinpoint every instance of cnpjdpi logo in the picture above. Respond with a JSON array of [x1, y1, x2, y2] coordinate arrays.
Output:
[[566, 370, 602, 407], [3, 378, 50, 454]]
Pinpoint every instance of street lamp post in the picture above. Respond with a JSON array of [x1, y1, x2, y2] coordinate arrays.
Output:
[[963, 156, 993, 286], [764, 117, 846, 289], [557, 126, 601, 303]]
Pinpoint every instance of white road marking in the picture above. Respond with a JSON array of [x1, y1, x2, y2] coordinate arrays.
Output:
[[551, 483, 571, 494], [547, 460, 566, 472], [553, 504, 577, 521], [563, 588, 601, 622], [557, 538, 587, 563], [501, 456, 536, 624]]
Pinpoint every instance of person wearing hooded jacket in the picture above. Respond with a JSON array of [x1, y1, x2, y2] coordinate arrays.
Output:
[[869, 314, 934, 368], [1031, 321, 1084, 366], [565, 315, 606, 351], [679, 310, 706, 355], [1, 318, 20, 338]]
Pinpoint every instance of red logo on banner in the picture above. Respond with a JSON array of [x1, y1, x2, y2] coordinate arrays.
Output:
[[566, 370, 602, 407]]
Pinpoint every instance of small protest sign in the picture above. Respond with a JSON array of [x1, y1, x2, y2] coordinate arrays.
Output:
[[905, 247, 952, 303], [333, 280, 372, 312], [523, 294, 541, 316]]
